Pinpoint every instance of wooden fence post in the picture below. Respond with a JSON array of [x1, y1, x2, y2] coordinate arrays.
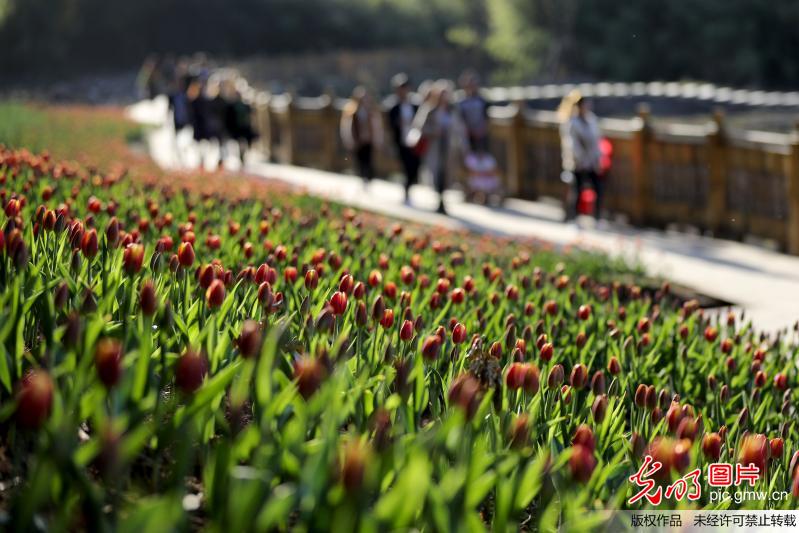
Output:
[[255, 91, 272, 160], [505, 100, 525, 197], [630, 103, 652, 225], [788, 122, 799, 254], [705, 108, 727, 235], [321, 88, 340, 172], [283, 89, 295, 165]]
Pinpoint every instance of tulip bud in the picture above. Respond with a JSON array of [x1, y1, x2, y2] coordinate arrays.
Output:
[[105, 217, 120, 247], [719, 384, 730, 402], [94, 338, 123, 389], [399, 319, 414, 342], [592, 394, 608, 423], [355, 301, 368, 327], [509, 415, 530, 449], [206, 279, 226, 308], [701, 432, 722, 460], [569, 445, 596, 483], [16, 370, 54, 429], [175, 350, 208, 394], [294, 356, 325, 399], [676, 417, 698, 441], [452, 322, 467, 344], [666, 402, 684, 433], [607, 356, 621, 375], [237, 320, 262, 358], [81, 228, 98, 258], [123, 243, 145, 275], [770, 437, 784, 460], [523, 364, 540, 395], [738, 433, 769, 475], [340, 441, 369, 493], [448, 374, 481, 420], [634, 384, 647, 408], [379, 308, 394, 329], [560, 384, 572, 404], [591, 371, 606, 395], [304, 269, 319, 290], [139, 280, 158, 316], [506, 362, 526, 390], [177, 241, 195, 268], [547, 364, 564, 388], [573, 424, 596, 451], [631, 432, 646, 458], [570, 364, 588, 389], [422, 336, 441, 361], [539, 342, 554, 362]]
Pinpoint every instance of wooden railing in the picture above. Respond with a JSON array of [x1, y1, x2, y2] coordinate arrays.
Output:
[[252, 92, 799, 255]]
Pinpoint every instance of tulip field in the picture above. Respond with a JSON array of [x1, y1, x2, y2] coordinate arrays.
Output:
[[0, 104, 798, 531]]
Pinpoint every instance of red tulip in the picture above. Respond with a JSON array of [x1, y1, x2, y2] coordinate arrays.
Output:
[[607, 356, 621, 375], [573, 424, 596, 452], [123, 243, 145, 275], [367, 270, 382, 287], [539, 342, 554, 362], [739, 434, 769, 475], [577, 304, 591, 321], [294, 356, 325, 399], [330, 291, 348, 315], [770, 437, 784, 460], [177, 241, 195, 268], [704, 326, 718, 342], [399, 319, 414, 342], [139, 280, 158, 316], [379, 308, 394, 329], [81, 228, 98, 258], [452, 323, 467, 344], [105, 217, 120, 246], [774, 373, 788, 390], [592, 394, 608, 422], [570, 364, 587, 389], [421, 336, 441, 361], [547, 364, 564, 388], [16, 370, 54, 429], [506, 362, 526, 390], [702, 432, 722, 460], [175, 350, 208, 393], [451, 287, 465, 304], [304, 269, 319, 290], [206, 279, 226, 308], [448, 374, 481, 419], [569, 445, 596, 483], [94, 338, 123, 389]]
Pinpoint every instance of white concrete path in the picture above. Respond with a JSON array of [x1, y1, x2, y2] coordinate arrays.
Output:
[[129, 98, 799, 334]]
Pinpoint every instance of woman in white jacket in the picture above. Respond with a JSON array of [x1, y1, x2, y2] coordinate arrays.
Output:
[[559, 90, 602, 220], [408, 80, 466, 215]]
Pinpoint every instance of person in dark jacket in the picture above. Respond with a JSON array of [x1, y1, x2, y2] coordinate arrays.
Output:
[[387, 73, 420, 204]]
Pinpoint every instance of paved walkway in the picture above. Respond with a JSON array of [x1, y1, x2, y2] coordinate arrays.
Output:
[[129, 98, 799, 334]]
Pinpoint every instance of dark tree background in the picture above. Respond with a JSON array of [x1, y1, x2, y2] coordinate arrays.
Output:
[[1, 0, 797, 88]]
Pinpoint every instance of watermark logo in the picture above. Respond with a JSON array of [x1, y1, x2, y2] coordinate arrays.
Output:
[[628, 456, 791, 506]]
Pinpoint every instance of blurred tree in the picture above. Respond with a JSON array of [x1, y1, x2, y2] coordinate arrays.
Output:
[[1, 0, 797, 88]]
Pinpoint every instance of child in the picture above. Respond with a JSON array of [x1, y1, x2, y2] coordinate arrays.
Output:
[[463, 149, 503, 205]]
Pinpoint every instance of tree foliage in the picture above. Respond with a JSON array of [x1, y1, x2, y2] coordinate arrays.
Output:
[[1, 0, 798, 88]]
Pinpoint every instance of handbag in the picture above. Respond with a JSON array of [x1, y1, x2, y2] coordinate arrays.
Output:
[[405, 127, 429, 157]]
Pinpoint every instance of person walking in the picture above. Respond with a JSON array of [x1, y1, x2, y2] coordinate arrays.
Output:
[[408, 80, 465, 215], [558, 90, 603, 220], [340, 86, 383, 184], [457, 70, 490, 152], [387, 73, 420, 204]]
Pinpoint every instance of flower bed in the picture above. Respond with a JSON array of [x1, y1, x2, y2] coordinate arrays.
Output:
[[0, 104, 797, 530]]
